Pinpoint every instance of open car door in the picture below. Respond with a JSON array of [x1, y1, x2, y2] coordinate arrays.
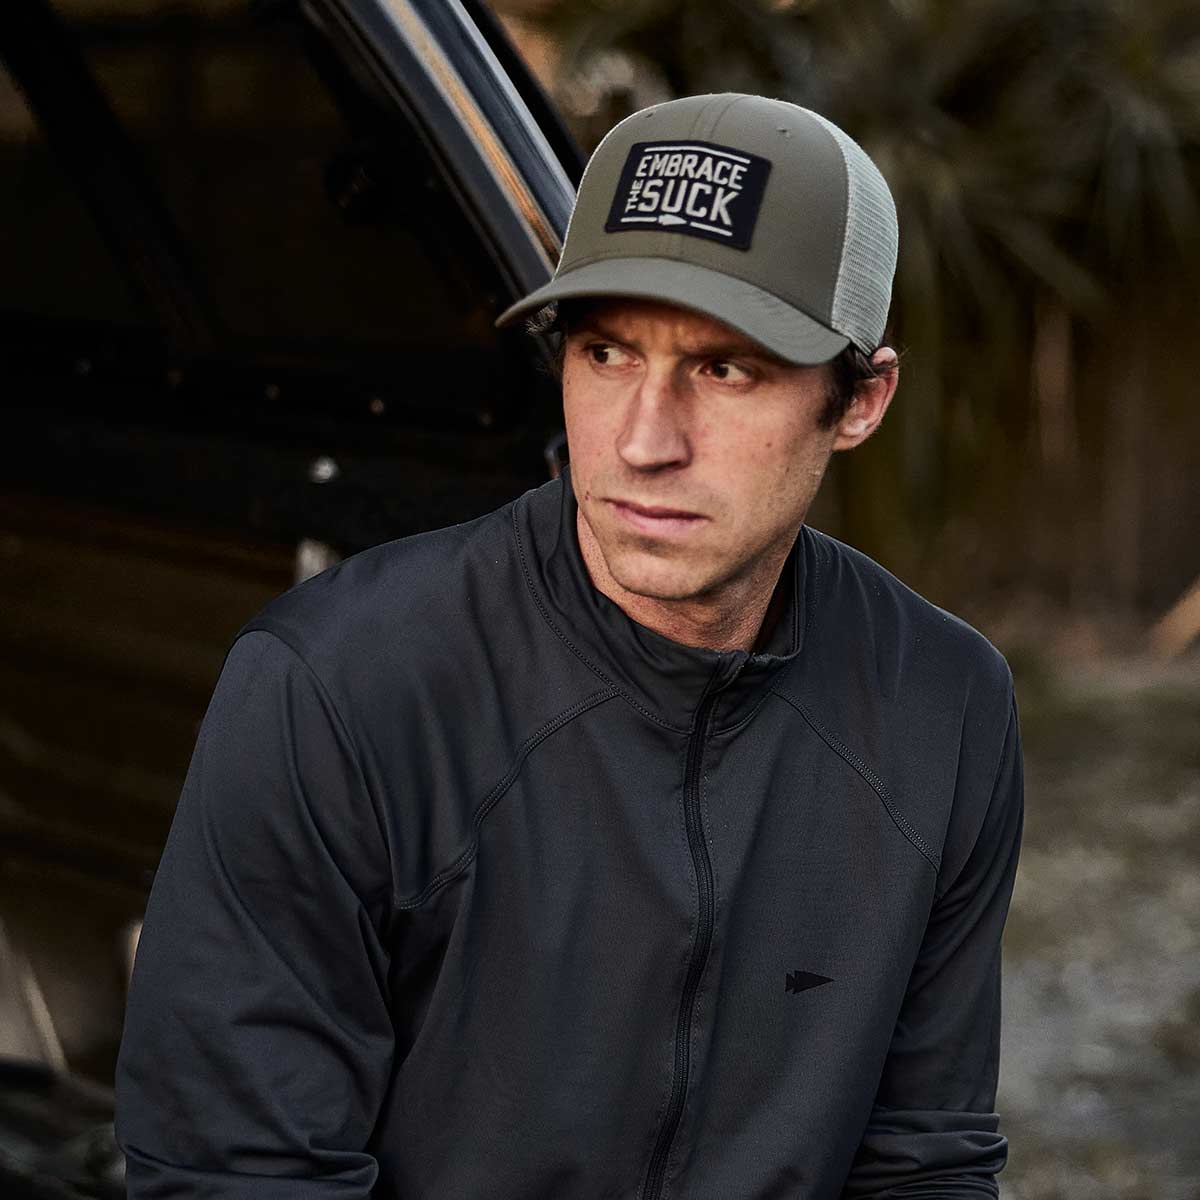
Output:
[[0, 2, 579, 1193]]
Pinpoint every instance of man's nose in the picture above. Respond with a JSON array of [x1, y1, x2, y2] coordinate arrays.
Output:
[[615, 368, 690, 471]]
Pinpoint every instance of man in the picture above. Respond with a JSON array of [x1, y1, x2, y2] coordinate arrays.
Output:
[[116, 94, 1023, 1199]]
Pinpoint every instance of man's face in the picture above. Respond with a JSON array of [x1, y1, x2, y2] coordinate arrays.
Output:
[[562, 298, 841, 605]]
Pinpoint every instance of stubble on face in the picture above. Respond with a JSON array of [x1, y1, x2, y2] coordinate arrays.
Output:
[[562, 300, 840, 650]]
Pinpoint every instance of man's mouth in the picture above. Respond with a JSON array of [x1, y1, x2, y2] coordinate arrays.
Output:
[[605, 498, 709, 537]]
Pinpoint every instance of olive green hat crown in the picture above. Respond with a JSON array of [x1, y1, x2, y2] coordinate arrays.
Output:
[[497, 93, 899, 365]]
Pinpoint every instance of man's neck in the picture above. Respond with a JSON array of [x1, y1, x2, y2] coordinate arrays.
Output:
[[576, 509, 791, 653]]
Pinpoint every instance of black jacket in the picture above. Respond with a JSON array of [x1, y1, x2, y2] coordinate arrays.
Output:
[[116, 470, 1023, 1199]]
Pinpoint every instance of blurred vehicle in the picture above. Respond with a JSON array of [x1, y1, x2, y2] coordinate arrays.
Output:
[[0, 0, 579, 1193]]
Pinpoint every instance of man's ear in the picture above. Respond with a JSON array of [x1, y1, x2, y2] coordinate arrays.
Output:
[[832, 347, 899, 451]]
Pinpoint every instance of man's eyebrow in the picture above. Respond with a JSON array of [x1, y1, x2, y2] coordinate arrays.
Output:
[[569, 321, 790, 368], [570, 318, 636, 347], [681, 339, 792, 368]]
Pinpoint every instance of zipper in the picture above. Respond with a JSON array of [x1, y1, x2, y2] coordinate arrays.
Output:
[[640, 678, 727, 1200]]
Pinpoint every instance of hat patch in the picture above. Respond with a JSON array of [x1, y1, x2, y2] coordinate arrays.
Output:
[[604, 140, 771, 251]]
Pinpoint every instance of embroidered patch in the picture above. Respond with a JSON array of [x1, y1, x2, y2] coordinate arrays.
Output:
[[604, 140, 772, 250]]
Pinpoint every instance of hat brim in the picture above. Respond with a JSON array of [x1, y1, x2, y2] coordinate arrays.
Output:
[[494, 257, 849, 366]]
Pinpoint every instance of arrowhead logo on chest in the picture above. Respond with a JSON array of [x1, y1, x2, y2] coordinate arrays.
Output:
[[785, 970, 833, 995], [604, 139, 772, 250]]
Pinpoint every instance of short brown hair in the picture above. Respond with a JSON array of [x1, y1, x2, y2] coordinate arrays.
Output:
[[526, 299, 890, 429]]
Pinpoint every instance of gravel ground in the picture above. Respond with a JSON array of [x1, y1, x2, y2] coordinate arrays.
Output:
[[998, 652, 1200, 1200]]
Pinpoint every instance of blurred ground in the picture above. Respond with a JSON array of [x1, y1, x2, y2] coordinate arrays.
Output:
[[998, 649, 1200, 1199]]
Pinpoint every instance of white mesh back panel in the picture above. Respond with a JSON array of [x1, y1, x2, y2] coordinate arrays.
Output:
[[805, 111, 898, 352]]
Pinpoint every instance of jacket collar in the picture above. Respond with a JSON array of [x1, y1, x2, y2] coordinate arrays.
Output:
[[514, 470, 808, 734]]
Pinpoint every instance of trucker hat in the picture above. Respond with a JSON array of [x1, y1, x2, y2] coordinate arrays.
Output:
[[496, 93, 898, 365]]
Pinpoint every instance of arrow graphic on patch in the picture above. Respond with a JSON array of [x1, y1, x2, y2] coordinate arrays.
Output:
[[785, 970, 833, 994]]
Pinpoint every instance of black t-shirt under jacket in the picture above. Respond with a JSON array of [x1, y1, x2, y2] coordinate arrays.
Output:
[[116, 470, 1024, 1199]]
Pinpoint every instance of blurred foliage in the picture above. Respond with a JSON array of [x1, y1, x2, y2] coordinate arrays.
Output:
[[503, 0, 1200, 625]]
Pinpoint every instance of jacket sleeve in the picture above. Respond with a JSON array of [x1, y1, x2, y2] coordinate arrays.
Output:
[[842, 688, 1025, 1199], [115, 628, 396, 1199]]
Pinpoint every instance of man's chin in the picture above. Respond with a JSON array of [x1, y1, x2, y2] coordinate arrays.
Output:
[[602, 547, 718, 604]]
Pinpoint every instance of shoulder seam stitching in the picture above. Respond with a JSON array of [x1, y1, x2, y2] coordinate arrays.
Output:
[[238, 624, 359, 755], [771, 688, 942, 873], [233, 623, 396, 910], [933, 688, 1019, 903], [396, 687, 617, 910]]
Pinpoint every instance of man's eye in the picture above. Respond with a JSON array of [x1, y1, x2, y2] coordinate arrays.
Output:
[[704, 359, 754, 384], [587, 343, 633, 367]]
